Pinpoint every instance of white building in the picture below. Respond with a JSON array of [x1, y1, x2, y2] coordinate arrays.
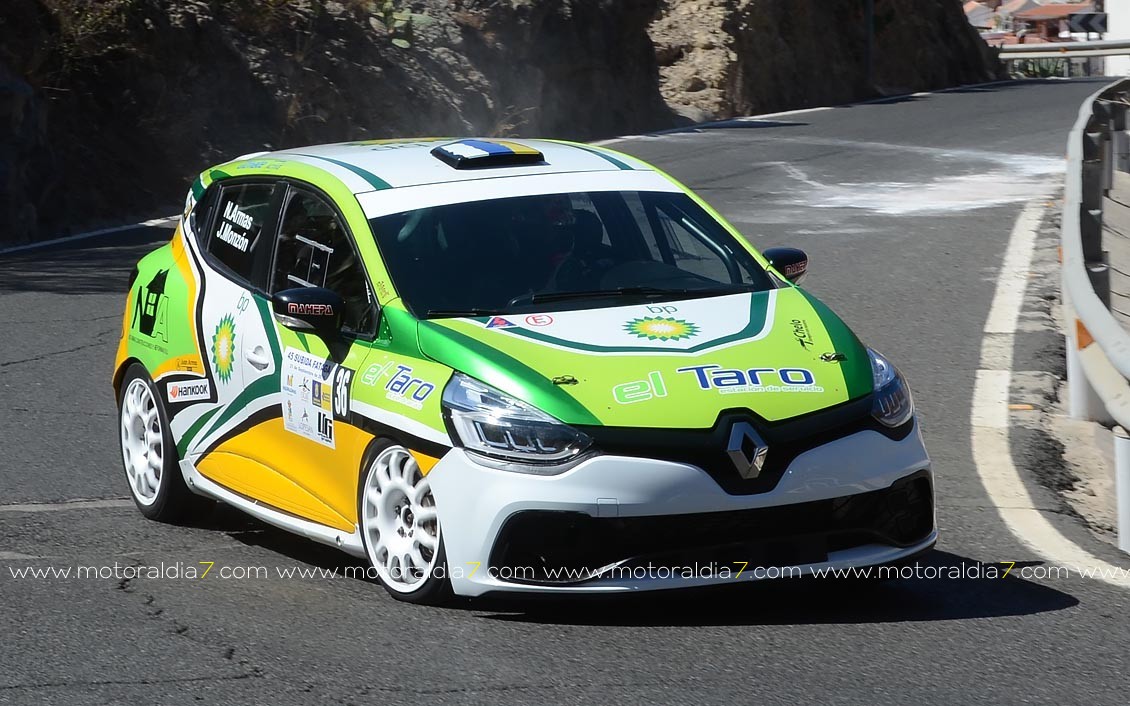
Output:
[[1109, 0, 1129, 76], [964, 1, 995, 29]]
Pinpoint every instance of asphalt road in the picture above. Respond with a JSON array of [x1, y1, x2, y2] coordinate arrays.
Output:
[[3, 78, 1129, 705]]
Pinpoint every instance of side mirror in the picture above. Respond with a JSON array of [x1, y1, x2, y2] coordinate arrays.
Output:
[[763, 247, 809, 285], [272, 287, 344, 336]]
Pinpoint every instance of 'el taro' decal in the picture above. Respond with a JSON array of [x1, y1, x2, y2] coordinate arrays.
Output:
[[360, 360, 437, 411], [676, 365, 824, 394], [613, 371, 668, 404]]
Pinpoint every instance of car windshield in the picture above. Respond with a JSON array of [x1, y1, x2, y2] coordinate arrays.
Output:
[[368, 190, 774, 318]]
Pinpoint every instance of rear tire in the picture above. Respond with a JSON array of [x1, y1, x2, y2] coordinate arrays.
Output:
[[359, 440, 452, 605], [117, 364, 207, 522]]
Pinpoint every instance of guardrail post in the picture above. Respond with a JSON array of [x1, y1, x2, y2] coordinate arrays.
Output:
[[1079, 203, 1105, 263], [1081, 127, 1112, 307], [1116, 426, 1130, 554], [1104, 134, 1114, 194], [1090, 259, 1112, 309], [1066, 329, 1107, 421], [1115, 130, 1130, 174], [1112, 103, 1130, 173], [1083, 131, 1106, 202]]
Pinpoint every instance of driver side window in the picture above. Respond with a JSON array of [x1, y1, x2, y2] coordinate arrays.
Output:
[[272, 188, 378, 336]]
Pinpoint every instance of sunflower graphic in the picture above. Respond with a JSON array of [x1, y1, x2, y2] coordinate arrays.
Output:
[[623, 316, 700, 342], [212, 314, 237, 383]]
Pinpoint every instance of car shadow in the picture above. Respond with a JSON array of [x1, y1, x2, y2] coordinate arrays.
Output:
[[471, 550, 1078, 626], [651, 119, 809, 138], [214, 507, 373, 571], [216, 515, 1079, 625]]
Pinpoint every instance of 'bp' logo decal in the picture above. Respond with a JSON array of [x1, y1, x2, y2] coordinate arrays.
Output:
[[212, 314, 237, 383], [623, 316, 700, 342]]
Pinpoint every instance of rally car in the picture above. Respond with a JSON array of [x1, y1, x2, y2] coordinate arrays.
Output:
[[114, 137, 934, 603]]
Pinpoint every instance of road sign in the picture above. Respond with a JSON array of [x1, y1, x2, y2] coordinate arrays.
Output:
[[1069, 12, 1108, 34]]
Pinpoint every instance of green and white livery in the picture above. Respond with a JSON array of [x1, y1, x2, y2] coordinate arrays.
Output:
[[114, 137, 935, 603]]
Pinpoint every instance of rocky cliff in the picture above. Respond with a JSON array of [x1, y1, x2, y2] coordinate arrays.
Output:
[[651, 0, 1002, 121], [0, 0, 999, 245]]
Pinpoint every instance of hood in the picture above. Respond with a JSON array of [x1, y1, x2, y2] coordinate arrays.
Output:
[[417, 288, 872, 428]]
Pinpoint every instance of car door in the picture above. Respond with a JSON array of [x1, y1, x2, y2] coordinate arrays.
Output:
[[253, 183, 380, 530], [187, 180, 291, 492]]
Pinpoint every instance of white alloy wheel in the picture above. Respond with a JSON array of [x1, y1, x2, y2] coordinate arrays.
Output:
[[120, 377, 164, 506], [361, 445, 442, 595]]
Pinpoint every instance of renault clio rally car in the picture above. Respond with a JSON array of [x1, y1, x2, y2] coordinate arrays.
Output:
[[114, 138, 935, 603]]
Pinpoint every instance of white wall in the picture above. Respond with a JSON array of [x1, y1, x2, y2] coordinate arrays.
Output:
[[966, 5, 994, 30], [1109, 0, 1130, 76]]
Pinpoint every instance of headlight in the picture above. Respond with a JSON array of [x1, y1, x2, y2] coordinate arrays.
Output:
[[441, 373, 592, 473], [868, 348, 914, 428]]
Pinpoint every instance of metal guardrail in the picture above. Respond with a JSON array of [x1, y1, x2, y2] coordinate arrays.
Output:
[[1000, 38, 1130, 60], [1063, 79, 1130, 553], [998, 39, 1130, 77]]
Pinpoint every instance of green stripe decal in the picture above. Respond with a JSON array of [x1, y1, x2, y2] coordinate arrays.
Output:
[[190, 176, 206, 201], [193, 297, 283, 453], [496, 291, 772, 354], [799, 290, 872, 399], [199, 376, 278, 446], [562, 142, 634, 170], [419, 322, 601, 425], [291, 153, 392, 191], [178, 407, 219, 457], [254, 295, 282, 362]]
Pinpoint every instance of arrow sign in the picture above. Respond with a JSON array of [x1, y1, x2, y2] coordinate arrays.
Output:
[[1069, 12, 1108, 34]]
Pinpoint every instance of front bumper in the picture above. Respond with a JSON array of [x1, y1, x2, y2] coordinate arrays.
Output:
[[427, 419, 934, 597]]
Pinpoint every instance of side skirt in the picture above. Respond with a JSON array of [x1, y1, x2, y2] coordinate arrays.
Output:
[[179, 459, 367, 559]]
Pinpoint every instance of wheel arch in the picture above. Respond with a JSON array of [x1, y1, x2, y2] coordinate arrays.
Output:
[[113, 357, 146, 402], [353, 428, 449, 509]]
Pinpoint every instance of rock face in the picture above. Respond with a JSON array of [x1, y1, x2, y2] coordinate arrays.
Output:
[[651, 0, 1004, 121], [0, 0, 999, 245], [0, 0, 671, 244]]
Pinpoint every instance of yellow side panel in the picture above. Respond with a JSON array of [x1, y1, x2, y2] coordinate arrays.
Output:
[[197, 452, 352, 531], [153, 354, 207, 380], [113, 289, 133, 375], [411, 451, 440, 476], [197, 417, 373, 531]]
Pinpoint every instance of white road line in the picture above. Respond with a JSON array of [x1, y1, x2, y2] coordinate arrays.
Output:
[[971, 198, 1130, 588], [0, 215, 179, 257], [983, 201, 1046, 334], [0, 499, 133, 514]]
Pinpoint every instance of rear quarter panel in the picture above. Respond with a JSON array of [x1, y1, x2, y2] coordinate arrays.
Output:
[[113, 224, 207, 392]]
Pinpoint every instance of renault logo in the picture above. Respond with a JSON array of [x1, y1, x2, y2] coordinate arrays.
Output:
[[726, 422, 768, 480]]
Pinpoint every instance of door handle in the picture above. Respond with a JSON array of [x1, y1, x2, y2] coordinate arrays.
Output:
[[247, 346, 271, 371]]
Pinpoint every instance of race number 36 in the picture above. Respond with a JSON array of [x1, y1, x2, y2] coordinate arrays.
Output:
[[334, 368, 353, 418]]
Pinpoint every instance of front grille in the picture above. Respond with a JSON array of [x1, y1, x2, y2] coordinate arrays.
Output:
[[488, 471, 933, 585], [577, 395, 912, 495]]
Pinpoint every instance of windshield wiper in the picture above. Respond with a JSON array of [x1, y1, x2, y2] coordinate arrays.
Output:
[[425, 308, 503, 318], [525, 285, 755, 304]]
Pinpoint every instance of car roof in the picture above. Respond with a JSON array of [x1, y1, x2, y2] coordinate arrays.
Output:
[[220, 138, 657, 196]]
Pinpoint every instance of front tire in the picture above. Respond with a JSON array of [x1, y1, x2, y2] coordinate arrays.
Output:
[[359, 441, 451, 604], [117, 364, 204, 522]]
